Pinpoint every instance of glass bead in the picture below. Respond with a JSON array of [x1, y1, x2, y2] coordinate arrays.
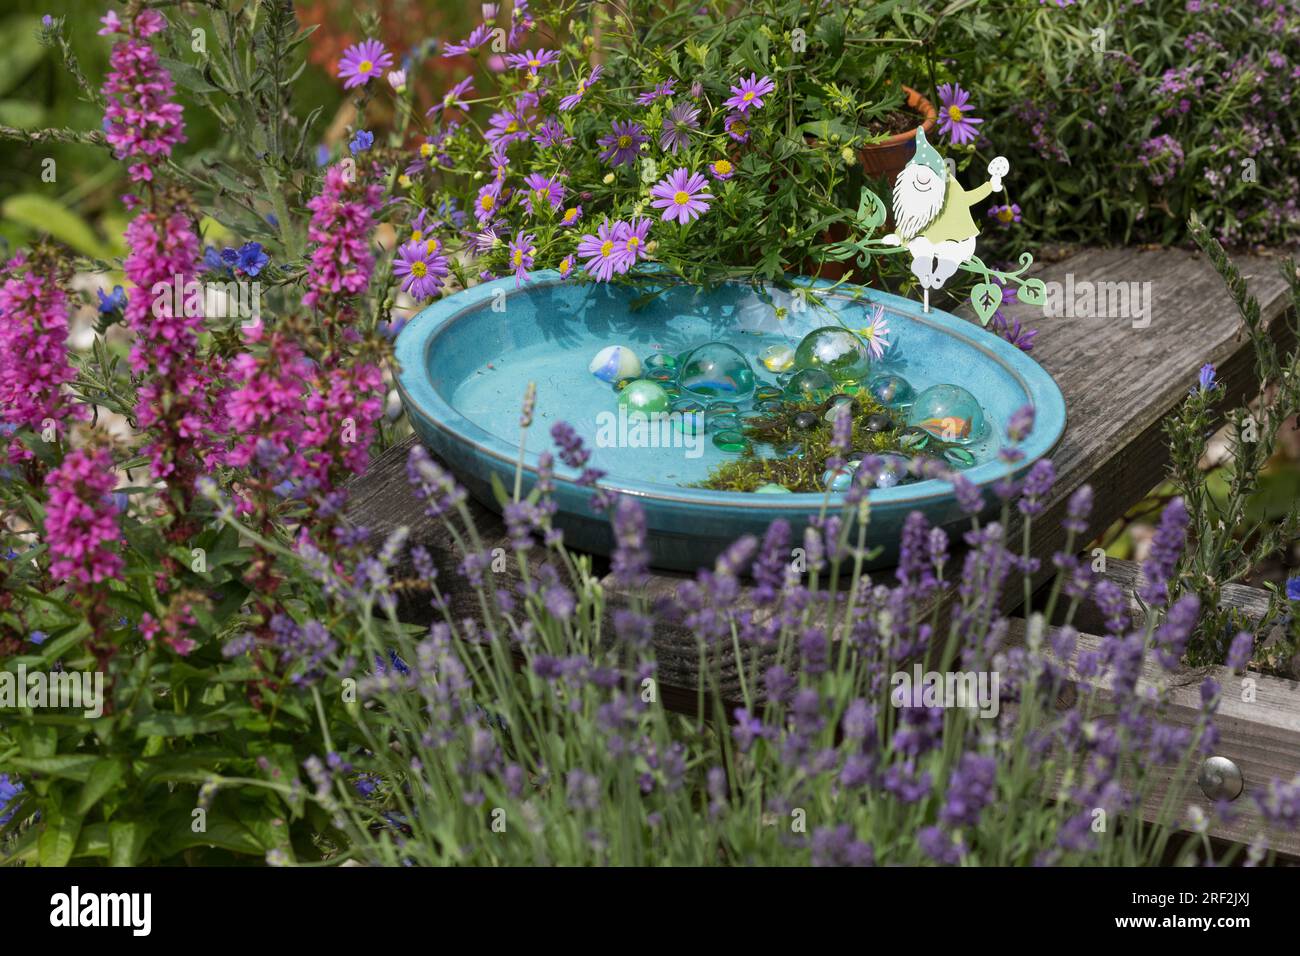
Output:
[[712, 429, 748, 453], [784, 367, 835, 404], [617, 379, 670, 418], [759, 343, 796, 373], [822, 460, 859, 492], [867, 373, 915, 409], [589, 345, 642, 384], [794, 326, 872, 383], [752, 385, 784, 402], [677, 342, 756, 401], [754, 482, 792, 494], [644, 352, 678, 370], [906, 384, 985, 445]]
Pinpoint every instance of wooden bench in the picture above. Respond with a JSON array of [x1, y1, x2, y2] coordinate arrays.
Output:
[[350, 246, 1300, 855]]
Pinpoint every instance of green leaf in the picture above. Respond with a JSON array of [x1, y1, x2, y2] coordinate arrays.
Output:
[[0, 17, 45, 97], [108, 820, 153, 867], [0, 98, 45, 128], [159, 56, 221, 94], [133, 707, 236, 738], [10, 754, 100, 782], [2, 194, 112, 259], [38, 810, 83, 867], [76, 758, 126, 815]]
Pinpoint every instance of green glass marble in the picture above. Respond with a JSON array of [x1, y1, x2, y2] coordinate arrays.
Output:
[[867, 373, 915, 409], [707, 399, 741, 412], [944, 447, 976, 468], [662, 384, 683, 399], [755, 482, 792, 494], [617, 379, 671, 418], [906, 384, 985, 445], [712, 429, 748, 453], [784, 367, 835, 403], [794, 326, 872, 382], [646, 366, 677, 383], [755, 398, 785, 414], [678, 342, 756, 401], [899, 428, 930, 451], [753, 385, 784, 402]]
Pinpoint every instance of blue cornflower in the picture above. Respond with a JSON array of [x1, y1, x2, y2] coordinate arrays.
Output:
[[97, 285, 127, 314], [235, 241, 269, 276], [220, 247, 239, 267], [1286, 576, 1300, 602], [30, 631, 47, 646], [202, 246, 227, 272], [349, 129, 374, 155], [1196, 362, 1217, 393], [0, 774, 23, 826]]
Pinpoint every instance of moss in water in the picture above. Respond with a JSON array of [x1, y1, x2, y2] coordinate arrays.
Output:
[[694, 393, 907, 493]]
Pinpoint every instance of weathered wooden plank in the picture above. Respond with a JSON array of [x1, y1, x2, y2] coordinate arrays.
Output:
[[1004, 617, 1300, 860]]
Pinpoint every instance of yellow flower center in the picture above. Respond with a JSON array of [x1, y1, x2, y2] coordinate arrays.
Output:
[[617, 135, 632, 149], [359, 59, 374, 74], [528, 58, 540, 68], [419, 143, 434, 158], [513, 250, 524, 265], [627, 237, 640, 251], [714, 159, 732, 175], [505, 121, 519, 133], [998, 207, 1014, 222], [743, 90, 755, 102], [410, 261, 427, 278], [481, 194, 495, 211], [411, 230, 423, 241], [733, 121, 747, 134], [564, 207, 578, 221], [426, 239, 440, 255], [600, 239, 614, 257], [948, 105, 963, 122], [673, 190, 690, 206], [560, 259, 571, 274]]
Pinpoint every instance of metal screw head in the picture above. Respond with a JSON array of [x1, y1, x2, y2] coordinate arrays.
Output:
[[1198, 756, 1244, 801]]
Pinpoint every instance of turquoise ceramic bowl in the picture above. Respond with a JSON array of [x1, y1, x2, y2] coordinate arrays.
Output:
[[395, 272, 1065, 571]]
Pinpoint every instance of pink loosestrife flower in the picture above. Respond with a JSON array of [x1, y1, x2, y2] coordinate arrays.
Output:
[[123, 210, 224, 482], [0, 254, 83, 462], [99, 9, 186, 183], [44, 445, 124, 588], [302, 164, 384, 311], [299, 360, 386, 488]]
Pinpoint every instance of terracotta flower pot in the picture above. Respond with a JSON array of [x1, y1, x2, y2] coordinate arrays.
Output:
[[857, 85, 938, 182]]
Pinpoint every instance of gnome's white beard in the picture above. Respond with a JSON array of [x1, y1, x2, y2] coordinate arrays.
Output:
[[892, 166, 946, 241]]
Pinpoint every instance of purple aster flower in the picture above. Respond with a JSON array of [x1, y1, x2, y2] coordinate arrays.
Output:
[[505, 48, 560, 74], [660, 102, 700, 154], [338, 40, 393, 90], [557, 254, 576, 280], [988, 202, 1022, 227], [636, 79, 676, 105], [485, 108, 531, 148], [597, 120, 646, 167], [724, 113, 751, 142], [937, 82, 983, 145], [618, 218, 652, 269], [577, 220, 628, 282], [533, 115, 573, 148], [708, 158, 736, 180], [723, 73, 775, 113], [443, 23, 491, 57], [559, 205, 583, 227], [520, 173, 565, 215], [857, 306, 889, 359], [508, 232, 536, 286], [426, 76, 474, 119], [474, 181, 504, 223], [394, 239, 449, 299], [559, 65, 603, 111], [650, 167, 713, 225]]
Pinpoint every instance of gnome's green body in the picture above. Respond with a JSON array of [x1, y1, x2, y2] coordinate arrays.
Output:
[[887, 128, 1008, 301]]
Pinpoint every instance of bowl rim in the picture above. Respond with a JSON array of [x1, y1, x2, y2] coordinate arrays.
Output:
[[394, 271, 1066, 511]]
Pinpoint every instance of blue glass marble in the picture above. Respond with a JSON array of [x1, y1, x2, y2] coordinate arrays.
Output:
[[907, 384, 985, 445], [784, 367, 835, 404], [867, 373, 916, 409], [678, 342, 756, 401]]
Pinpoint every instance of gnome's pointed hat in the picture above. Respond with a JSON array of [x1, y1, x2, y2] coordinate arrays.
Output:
[[910, 127, 946, 179]]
